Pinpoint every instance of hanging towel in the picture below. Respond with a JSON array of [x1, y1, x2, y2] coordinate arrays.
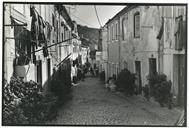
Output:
[[44, 22, 52, 44], [157, 17, 164, 40], [38, 16, 46, 46], [174, 17, 185, 51], [13, 19, 31, 65], [30, 6, 39, 46]]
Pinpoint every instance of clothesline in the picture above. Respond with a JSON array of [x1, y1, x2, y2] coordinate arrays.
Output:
[[31, 37, 75, 54], [10, 16, 26, 25], [6, 36, 74, 55]]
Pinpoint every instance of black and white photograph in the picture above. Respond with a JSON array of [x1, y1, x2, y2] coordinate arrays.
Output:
[[2, 1, 187, 126]]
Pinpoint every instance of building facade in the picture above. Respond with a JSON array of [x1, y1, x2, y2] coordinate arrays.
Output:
[[101, 25, 108, 81], [102, 5, 186, 106], [4, 4, 79, 89]]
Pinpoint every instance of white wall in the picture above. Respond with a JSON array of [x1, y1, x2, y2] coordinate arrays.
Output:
[[4, 5, 15, 83], [42, 59, 48, 86], [26, 64, 36, 81]]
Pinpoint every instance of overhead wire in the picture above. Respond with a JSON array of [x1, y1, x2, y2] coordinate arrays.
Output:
[[94, 5, 102, 28]]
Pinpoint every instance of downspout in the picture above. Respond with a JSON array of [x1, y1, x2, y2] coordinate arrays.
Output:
[[59, 13, 61, 61], [160, 7, 164, 74], [118, 16, 121, 73], [157, 6, 164, 74], [157, 6, 161, 74], [107, 26, 109, 80]]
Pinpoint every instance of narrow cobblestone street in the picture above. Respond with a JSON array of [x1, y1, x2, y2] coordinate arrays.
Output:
[[47, 76, 182, 126], [3, 3, 186, 126]]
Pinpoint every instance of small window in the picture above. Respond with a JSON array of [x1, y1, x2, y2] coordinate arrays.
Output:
[[115, 23, 118, 40], [111, 25, 114, 40], [149, 58, 157, 75], [109, 27, 111, 41], [62, 33, 63, 41], [134, 12, 140, 38], [52, 14, 55, 27], [122, 18, 127, 40]]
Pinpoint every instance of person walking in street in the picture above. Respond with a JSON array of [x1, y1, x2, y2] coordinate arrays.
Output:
[[77, 64, 82, 81], [81, 65, 85, 81], [90, 66, 94, 77], [71, 63, 78, 86]]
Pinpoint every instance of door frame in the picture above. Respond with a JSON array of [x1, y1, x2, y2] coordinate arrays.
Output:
[[135, 60, 142, 94]]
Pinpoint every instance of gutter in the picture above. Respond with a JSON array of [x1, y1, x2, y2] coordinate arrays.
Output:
[[105, 5, 137, 25]]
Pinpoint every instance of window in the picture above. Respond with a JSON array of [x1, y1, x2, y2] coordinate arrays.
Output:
[[64, 27, 68, 40], [52, 14, 55, 27], [122, 18, 127, 40], [108, 28, 111, 41], [149, 58, 157, 75], [134, 12, 140, 38], [111, 25, 114, 40], [115, 23, 118, 40], [62, 33, 64, 41]]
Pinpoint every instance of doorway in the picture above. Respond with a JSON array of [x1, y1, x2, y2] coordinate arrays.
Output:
[[36, 60, 42, 86], [47, 58, 51, 80], [173, 55, 185, 106], [135, 61, 142, 94], [149, 58, 157, 75]]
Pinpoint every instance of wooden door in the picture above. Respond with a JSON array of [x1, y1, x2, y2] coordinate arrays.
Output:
[[135, 61, 142, 94]]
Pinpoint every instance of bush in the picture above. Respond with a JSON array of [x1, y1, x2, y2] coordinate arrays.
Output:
[[147, 73, 172, 107], [50, 60, 72, 106], [115, 68, 136, 95], [3, 76, 58, 125], [3, 78, 28, 125]]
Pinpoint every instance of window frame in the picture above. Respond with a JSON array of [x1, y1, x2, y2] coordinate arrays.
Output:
[[115, 22, 118, 40], [134, 12, 140, 38], [111, 25, 114, 40], [122, 18, 127, 40]]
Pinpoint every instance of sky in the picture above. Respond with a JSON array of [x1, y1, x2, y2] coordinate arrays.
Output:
[[65, 5, 125, 28]]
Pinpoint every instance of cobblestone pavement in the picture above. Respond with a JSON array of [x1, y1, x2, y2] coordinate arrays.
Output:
[[47, 77, 182, 126]]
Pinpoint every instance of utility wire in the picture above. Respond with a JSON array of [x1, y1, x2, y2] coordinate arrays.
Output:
[[94, 5, 102, 28]]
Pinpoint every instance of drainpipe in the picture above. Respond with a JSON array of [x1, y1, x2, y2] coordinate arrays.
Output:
[[160, 7, 164, 74], [158, 7, 164, 74], [118, 16, 121, 73], [107, 26, 110, 80], [59, 13, 61, 61]]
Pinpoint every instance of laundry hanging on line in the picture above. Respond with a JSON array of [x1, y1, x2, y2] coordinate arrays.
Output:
[[38, 16, 46, 47], [30, 6, 39, 47], [12, 18, 32, 65], [174, 16, 186, 51], [156, 17, 164, 40]]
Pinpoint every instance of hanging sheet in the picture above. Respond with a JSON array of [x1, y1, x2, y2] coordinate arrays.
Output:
[[174, 17, 186, 51], [13, 19, 31, 65]]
